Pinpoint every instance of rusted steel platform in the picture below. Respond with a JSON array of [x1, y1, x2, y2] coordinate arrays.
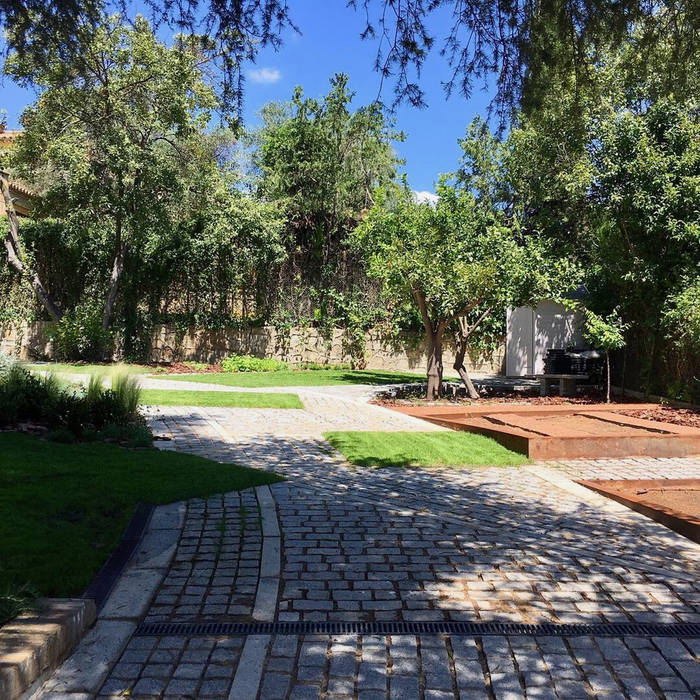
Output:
[[392, 403, 700, 459], [578, 478, 700, 543]]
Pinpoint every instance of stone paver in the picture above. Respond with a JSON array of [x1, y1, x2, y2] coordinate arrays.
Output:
[[38, 382, 700, 698]]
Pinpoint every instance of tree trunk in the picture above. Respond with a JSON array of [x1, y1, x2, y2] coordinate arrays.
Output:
[[426, 328, 444, 400], [412, 287, 445, 400], [454, 348, 479, 399], [606, 350, 611, 403], [103, 216, 126, 330], [453, 313, 488, 400], [1, 173, 63, 321]]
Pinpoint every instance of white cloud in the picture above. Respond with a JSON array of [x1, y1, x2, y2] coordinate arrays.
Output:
[[249, 67, 282, 84], [412, 190, 439, 206]]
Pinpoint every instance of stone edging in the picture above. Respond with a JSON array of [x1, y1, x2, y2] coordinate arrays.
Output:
[[31, 502, 185, 696], [227, 484, 281, 700], [0, 599, 96, 699]]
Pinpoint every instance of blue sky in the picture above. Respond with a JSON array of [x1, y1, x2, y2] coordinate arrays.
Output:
[[0, 0, 494, 193]]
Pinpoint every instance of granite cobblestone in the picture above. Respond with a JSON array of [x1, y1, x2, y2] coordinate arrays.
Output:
[[88, 386, 700, 698]]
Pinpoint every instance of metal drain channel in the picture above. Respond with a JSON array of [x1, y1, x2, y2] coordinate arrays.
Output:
[[135, 620, 700, 638]]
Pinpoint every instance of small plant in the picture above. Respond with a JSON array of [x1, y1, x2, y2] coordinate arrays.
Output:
[[583, 308, 629, 403], [98, 422, 152, 447], [111, 373, 142, 420], [0, 583, 37, 626], [182, 361, 209, 372], [295, 361, 353, 371], [221, 354, 287, 373], [47, 427, 77, 443], [0, 350, 17, 379]]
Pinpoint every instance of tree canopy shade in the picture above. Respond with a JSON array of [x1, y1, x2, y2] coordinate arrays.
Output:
[[2, 1, 698, 119]]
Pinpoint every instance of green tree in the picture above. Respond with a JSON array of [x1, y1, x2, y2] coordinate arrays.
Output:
[[7, 15, 218, 329], [351, 179, 549, 399], [2, 1, 697, 121], [253, 73, 402, 323], [583, 308, 628, 403], [587, 98, 700, 389]]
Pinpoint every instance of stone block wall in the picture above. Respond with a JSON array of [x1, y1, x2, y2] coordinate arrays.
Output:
[[0, 322, 504, 375]]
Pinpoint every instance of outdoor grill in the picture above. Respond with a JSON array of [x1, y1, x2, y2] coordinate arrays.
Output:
[[544, 348, 602, 376]]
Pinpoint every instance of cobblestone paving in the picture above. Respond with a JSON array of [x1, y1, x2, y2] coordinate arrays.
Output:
[[87, 387, 700, 698]]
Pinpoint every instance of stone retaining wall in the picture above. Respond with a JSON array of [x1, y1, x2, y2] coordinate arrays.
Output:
[[0, 322, 504, 375]]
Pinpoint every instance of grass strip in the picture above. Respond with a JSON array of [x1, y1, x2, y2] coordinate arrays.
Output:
[[324, 430, 529, 468], [139, 389, 303, 408], [159, 368, 430, 388]]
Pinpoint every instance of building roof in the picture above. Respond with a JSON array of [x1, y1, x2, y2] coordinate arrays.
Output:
[[0, 129, 23, 144], [0, 130, 35, 207]]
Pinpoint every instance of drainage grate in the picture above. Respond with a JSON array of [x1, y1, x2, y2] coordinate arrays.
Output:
[[134, 620, 700, 638]]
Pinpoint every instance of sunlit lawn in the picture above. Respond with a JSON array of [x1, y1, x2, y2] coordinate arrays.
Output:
[[140, 388, 303, 408], [324, 431, 529, 468], [159, 368, 430, 387], [26, 362, 149, 376]]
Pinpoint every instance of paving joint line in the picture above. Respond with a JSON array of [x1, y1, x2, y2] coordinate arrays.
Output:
[[227, 484, 281, 699]]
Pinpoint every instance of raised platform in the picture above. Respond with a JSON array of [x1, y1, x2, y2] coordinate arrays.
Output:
[[392, 403, 700, 459], [578, 478, 700, 543]]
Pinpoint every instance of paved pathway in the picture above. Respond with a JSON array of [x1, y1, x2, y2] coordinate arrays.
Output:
[[38, 383, 700, 699]]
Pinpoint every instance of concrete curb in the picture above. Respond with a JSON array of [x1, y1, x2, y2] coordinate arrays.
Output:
[[32, 502, 184, 696], [0, 599, 96, 700], [229, 485, 281, 699]]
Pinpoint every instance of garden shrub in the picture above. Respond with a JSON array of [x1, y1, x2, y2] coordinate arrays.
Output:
[[221, 354, 287, 372], [295, 361, 352, 370], [0, 350, 16, 379], [0, 367, 147, 441], [49, 302, 112, 361]]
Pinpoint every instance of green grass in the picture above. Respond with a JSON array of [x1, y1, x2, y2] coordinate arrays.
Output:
[[160, 368, 430, 388], [324, 431, 530, 468], [26, 362, 149, 376], [0, 432, 281, 610], [139, 389, 303, 408]]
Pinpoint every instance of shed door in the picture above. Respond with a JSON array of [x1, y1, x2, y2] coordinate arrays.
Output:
[[506, 306, 534, 376]]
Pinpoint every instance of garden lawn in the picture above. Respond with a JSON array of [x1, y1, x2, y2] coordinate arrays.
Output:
[[0, 432, 281, 613], [160, 368, 433, 388], [324, 431, 529, 468], [140, 389, 303, 408]]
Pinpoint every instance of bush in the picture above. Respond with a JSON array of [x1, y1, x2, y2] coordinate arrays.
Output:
[[0, 367, 146, 440], [49, 302, 112, 361], [0, 350, 17, 379], [221, 354, 287, 373], [295, 361, 352, 371]]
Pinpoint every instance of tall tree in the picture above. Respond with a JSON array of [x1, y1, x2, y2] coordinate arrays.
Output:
[[7, 15, 218, 329], [351, 180, 550, 399], [253, 73, 401, 320]]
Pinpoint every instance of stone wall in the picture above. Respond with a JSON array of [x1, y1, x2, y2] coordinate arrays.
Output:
[[0, 322, 504, 375]]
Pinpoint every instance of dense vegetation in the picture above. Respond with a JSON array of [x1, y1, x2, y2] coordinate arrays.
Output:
[[0, 352, 147, 441], [1, 8, 698, 400]]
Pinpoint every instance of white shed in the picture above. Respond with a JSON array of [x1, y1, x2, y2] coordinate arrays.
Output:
[[506, 300, 585, 377]]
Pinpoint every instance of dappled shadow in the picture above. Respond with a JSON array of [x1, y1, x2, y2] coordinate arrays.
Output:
[[145, 406, 699, 629]]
